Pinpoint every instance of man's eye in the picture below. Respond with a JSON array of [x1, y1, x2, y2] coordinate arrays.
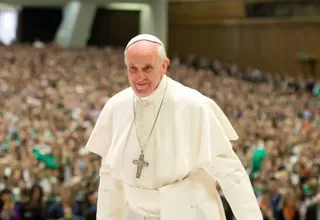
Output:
[[144, 66, 152, 72], [129, 67, 137, 72]]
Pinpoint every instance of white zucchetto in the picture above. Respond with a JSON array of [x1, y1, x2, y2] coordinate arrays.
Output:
[[126, 34, 164, 49]]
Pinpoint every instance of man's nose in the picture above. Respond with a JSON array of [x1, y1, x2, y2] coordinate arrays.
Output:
[[137, 71, 146, 79]]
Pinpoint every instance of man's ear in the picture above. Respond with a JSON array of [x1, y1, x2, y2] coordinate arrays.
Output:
[[163, 58, 170, 69]]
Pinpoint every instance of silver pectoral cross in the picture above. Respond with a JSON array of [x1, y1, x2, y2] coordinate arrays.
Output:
[[132, 152, 149, 179]]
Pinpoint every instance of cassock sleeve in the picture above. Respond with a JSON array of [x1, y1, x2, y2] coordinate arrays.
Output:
[[85, 101, 113, 157], [199, 102, 263, 220], [206, 97, 239, 141], [85, 102, 126, 220], [97, 171, 125, 220]]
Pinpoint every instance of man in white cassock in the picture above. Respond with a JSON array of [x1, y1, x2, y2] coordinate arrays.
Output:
[[85, 34, 263, 220]]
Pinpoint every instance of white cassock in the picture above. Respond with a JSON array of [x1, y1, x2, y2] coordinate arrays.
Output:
[[85, 75, 263, 220]]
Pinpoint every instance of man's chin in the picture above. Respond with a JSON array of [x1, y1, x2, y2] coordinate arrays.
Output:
[[134, 89, 152, 97], [134, 86, 152, 97], [135, 91, 151, 98]]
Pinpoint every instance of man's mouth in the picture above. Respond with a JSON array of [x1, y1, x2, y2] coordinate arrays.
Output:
[[136, 82, 150, 92]]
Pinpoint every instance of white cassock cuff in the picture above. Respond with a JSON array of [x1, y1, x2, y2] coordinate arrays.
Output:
[[204, 149, 263, 220], [97, 172, 125, 220]]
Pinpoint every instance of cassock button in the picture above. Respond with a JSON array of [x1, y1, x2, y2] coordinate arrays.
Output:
[[140, 122, 145, 126], [143, 101, 150, 106]]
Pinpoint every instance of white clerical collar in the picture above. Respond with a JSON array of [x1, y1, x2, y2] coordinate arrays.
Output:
[[135, 75, 168, 104]]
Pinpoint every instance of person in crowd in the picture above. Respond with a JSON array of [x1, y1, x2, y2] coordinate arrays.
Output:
[[0, 189, 21, 220], [277, 191, 300, 220], [259, 188, 275, 220], [20, 185, 45, 220], [85, 34, 262, 220], [83, 190, 97, 220], [304, 188, 320, 220], [47, 187, 76, 220]]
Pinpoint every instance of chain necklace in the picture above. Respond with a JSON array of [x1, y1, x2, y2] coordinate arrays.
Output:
[[132, 81, 168, 178], [133, 81, 168, 152]]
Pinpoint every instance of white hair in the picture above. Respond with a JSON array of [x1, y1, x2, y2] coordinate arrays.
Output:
[[124, 42, 167, 65]]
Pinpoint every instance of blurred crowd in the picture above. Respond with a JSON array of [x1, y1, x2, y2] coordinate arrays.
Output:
[[0, 44, 319, 220]]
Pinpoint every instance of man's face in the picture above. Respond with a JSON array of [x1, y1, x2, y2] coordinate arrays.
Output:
[[268, 179, 277, 192], [1, 192, 12, 203], [125, 41, 169, 97]]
